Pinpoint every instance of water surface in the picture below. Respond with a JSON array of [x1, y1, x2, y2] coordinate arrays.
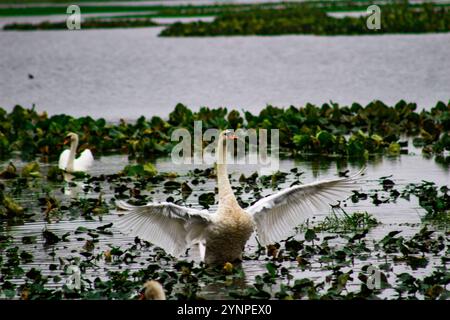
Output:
[[1, 29, 449, 120], [1, 152, 448, 299]]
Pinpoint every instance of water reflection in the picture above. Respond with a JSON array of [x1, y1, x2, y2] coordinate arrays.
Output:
[[62, 173, 86, 197], [201, 264, 248, 300]]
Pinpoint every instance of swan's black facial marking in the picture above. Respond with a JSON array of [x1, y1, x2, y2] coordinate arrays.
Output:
[[64, 132, 77, 145], [222, 129, 237, 140], [67, 133, 76, 140], [64, 135, 72, 145]]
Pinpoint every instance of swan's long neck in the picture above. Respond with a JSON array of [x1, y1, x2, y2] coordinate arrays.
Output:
[[67, 136, 78, 172], [217, 136, 238, 207]]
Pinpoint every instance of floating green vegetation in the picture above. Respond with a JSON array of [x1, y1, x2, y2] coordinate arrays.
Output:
[[1, 100, 448, 161], [3, 1, 450, 31], [3, 18, 158, 31], [311, 210, 379, 233], [348, 177, 450, 226], [0, 98, 448, 301], [122, 162, 158, 178], [1, 216, 449, 300], [160, 3, 450, 37], [0, 157, 449, 299], [403, 182, 450, 226]]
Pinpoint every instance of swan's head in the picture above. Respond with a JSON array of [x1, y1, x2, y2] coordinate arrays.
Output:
[[63, 132, 78, 145], [140, 280, 166, 300], [219, 129, 238, 141]]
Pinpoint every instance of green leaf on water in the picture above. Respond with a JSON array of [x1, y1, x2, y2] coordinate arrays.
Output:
[[96, 223, 113, 231], [75, 226, 89, 234], [406, 256, 428, 270], [143, 163, 158, 177], [21, 162, 41, 178], [42, 229, 60, 245], [198, 192, 215, 209], [265, 262, 277, 278], [388, 142, 401, 155], [22, 236, 37, 244], [305, 229, 317, 242]]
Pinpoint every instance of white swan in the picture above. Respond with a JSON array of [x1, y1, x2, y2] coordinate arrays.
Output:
[[58, 132, 94, 173], [115, 130, 364, 265]]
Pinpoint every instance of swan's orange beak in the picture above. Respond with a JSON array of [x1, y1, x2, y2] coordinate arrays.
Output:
[[226, 134, 238, 140], [63, 137, 71, 145]]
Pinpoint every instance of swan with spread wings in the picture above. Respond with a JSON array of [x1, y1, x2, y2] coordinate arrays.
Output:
[[115, 130, 364, 265]]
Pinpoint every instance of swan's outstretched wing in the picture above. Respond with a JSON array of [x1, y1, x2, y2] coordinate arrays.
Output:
[[74, 149, 94, 172], [246, 169, 365, 245], [58, 149, 70, 170], [115, 201, 212, 257]]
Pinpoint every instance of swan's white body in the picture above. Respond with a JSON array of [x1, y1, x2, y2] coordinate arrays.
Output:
[[58, 133, 94, 173], [116, 131, 364, 265]]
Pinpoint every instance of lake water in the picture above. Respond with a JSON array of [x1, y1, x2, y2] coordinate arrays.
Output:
[[0, 28, 449, 120], [0, 21, 449, 299], [1, 150, 448, 299]]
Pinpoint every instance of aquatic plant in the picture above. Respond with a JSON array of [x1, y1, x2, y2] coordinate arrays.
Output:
[[0, 100, 448, 161], [311, 210, 379, 233], [2, 1, 449, 34], [0, 101, 449, 300], [0, 161, 449, 300], [3, 18, 158, 31], [160, 3, 450, 37]]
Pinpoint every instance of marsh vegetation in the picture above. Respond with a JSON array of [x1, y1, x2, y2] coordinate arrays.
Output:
[[3, 2, 450, 34], [160, 3, 450, 36], [1, 101, 449, 161], [0, 101, 449, 300]]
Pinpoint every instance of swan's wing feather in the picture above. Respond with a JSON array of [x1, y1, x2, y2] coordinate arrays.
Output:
[[74, 149, 94, 172], [247, 169, 364, 245], [58, 149, 70, 170], [115, 201, 212, 257]]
